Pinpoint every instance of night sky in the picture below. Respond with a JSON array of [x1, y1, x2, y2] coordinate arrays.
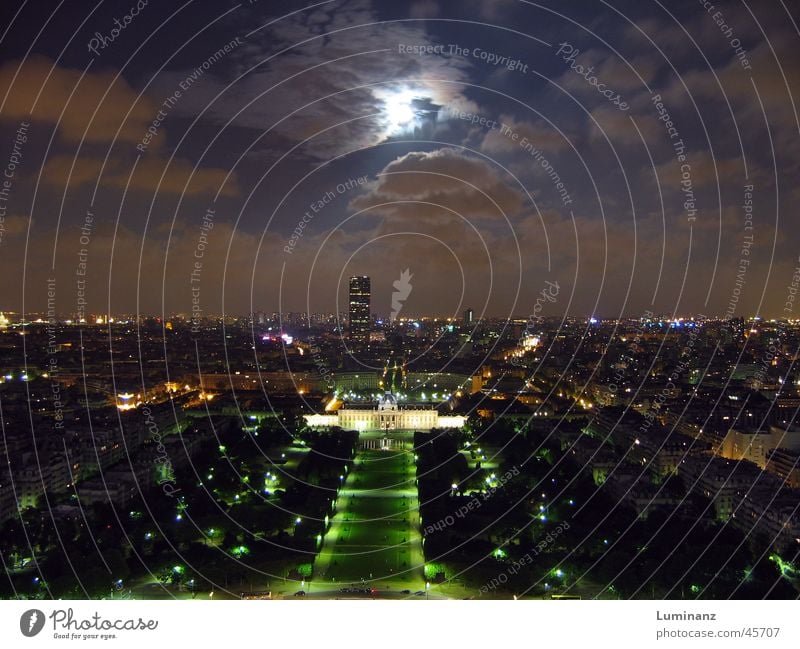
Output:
[[1, 0, 799, 320]]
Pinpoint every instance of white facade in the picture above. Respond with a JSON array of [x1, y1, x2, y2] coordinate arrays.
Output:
[[304, 392, 464, 431]]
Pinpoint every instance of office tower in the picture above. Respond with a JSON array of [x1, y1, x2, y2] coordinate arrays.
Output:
[[349, 276, 371, 343], [463, 307, 474, 325]]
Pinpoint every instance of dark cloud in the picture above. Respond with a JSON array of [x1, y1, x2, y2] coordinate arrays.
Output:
[[349, 148, 528, 219], [0, 56, 156, 144], [148, 0, 474, 159], [480, 115, 571, 153], [41, 154, 238, 197], [1, 0, 799, 317]]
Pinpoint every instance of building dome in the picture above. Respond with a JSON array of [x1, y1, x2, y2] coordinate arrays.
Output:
[[377, 391, 398, 411]]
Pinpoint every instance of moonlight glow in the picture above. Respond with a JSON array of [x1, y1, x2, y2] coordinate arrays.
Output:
[[378, 87, 424, 136]]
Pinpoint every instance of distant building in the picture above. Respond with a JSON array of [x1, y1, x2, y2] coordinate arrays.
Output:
[[679, 455, 765, 520], [348, 276, 370, 344], [720, 423, 800, 468], [463, 308, 474, 325], [330, 371, 470, 395], [765, 447, 800, 487], [305, 391, 464, 431], [733, 487, 800, 553]]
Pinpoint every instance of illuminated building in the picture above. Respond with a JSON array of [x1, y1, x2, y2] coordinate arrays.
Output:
[[463, 307, 474, 324], [348, 275, 370, 344], [304, 390, 464, 431], [718, 423, 800, 468]]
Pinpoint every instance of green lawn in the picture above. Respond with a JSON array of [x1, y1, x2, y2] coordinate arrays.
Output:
[[314, 432, 425, 590]]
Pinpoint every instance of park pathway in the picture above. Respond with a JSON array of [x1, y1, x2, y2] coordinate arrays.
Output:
[[313, 432, 425, 592]]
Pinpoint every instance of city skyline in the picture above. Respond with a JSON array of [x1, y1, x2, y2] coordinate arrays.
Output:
[[1, 312, 799, 604], [2, 309, 797, 325]]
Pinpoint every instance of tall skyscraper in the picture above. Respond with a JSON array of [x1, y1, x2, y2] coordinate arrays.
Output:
[[349, 276, 371, 343], [463, 307, 474, 325]]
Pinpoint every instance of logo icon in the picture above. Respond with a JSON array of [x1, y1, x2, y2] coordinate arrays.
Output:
[[20, 609, 45, 637], [390, 268, 413, 322]]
